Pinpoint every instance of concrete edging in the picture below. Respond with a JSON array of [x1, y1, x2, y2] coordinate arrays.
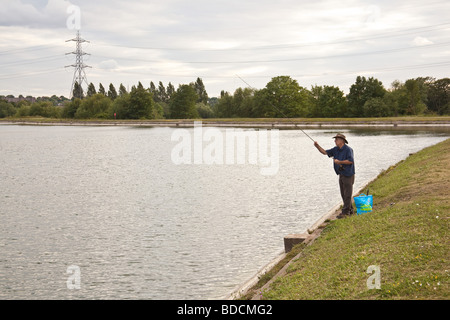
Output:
[[226, 178, 376, 300]]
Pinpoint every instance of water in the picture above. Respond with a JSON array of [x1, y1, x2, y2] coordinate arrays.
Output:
[[0, 124, 448, 299]]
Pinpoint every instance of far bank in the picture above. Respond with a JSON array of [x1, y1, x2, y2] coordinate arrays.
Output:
[[1, 116, 450, 129]]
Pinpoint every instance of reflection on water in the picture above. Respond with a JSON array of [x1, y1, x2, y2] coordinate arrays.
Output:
[[0, 124, 448, 299]]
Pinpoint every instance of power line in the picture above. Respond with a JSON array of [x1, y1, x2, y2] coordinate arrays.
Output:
[[1, 59, 446, 82], [93, 40, 450, 65], [0, 44, 61, 55], [0, 55, 65, 68], [0, 68, 65, 81], [101, 60, 450, 80], [93, 22, 450, 52]]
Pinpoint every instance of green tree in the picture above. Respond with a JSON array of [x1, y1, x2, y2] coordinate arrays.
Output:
[[153, 102, 166, 119], [426, 78, 449, 115], [362, 97, 392, 117], [196, 103, 214, 118], [232, 87, 255, 117], [156, 102, 170, 119], [87, 83, 96, 97], [381, 91, 399, 117], [254, 76, 311, 117], [29, 102, 44, 116], [28, 101, 61, 118], [127, 82, 154, 119], [62, 98, 81, 118], [169, 84, 199, 119], [111, 93, 129, 119], [75, 94, 112, 119], [388, 80, 408, 116], [166, 82, 175, 101], [404, 78, 427, 115], [15, 104, 30, 117], [149, 81, 157, 101], [98, 83, 106, 96], [0, 100, 16, 118], [193, 77, 208, 104], [108, 83, 118, 101], [310, 85, 347, 117], [157, 81, 167, 103], [72, 81, 84, 100], [215, 91, 234, 117], [347, 76, 386, 117], [119, 83, 128, 97]]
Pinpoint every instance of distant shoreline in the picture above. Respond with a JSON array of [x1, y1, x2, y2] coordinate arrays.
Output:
[[1, 117, 450, 129]]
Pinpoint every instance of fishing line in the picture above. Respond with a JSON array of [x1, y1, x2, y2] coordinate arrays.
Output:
[[235, 74, 315, 142]]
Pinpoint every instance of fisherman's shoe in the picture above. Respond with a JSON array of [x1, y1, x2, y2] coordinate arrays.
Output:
[[337, 212, 351, 219]]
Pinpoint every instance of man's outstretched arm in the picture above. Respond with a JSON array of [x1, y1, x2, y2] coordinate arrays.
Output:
[[314, 141, 327, 155]]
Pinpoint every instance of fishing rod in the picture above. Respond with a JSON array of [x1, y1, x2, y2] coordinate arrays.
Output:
[[235, 74, 315, 142]]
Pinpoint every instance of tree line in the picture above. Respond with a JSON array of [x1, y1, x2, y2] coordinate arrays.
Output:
[[1, 75, 448, 119], [215, 76, 449, 118]]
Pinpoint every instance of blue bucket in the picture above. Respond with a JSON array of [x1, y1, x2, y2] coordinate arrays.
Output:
[[354, 193, 373, 215]]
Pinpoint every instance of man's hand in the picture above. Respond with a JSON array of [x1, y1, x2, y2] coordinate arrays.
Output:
[[335, 159, 353, 165], [314, 141, 327, 155]]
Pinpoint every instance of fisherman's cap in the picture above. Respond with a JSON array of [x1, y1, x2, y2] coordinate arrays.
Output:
[[332, 133, 348, 144]]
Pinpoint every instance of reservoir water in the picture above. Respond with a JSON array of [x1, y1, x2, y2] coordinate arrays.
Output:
[[0, 124, 448, 299]]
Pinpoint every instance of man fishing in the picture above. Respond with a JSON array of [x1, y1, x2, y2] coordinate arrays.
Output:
[[314, 134, 355, 219]]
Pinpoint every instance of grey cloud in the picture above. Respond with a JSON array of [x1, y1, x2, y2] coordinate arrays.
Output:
[[1, 0, 450, 97], [0, 0, 74, 29]]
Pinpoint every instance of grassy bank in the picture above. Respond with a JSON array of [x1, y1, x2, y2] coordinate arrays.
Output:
[[249, 138, 449, 300], [1, 115, 450, 126]]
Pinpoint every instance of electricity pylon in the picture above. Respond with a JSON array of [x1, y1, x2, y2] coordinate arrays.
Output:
[[65, 31, 91, 99]]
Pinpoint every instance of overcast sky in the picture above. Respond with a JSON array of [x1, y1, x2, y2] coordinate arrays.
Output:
[[1, 0, 449, 98]]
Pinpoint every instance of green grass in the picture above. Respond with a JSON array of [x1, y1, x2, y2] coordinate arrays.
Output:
[[256, 138, 450, 300]]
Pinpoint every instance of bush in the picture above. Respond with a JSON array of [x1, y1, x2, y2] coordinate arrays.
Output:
[[196, 103, 214, 118], [62, 99, 81, 118], [362, 97, 392, 117], [15, 105, 30, 117], [110, 94, 130, 119], [75, 94, 112, 119], [153, 102, 166, 119], [25, 101, 62, 118], [0, 100, 16, 118]]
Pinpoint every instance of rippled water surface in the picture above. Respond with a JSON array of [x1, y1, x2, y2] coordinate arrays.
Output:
[[0, 124, 448, 299]]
